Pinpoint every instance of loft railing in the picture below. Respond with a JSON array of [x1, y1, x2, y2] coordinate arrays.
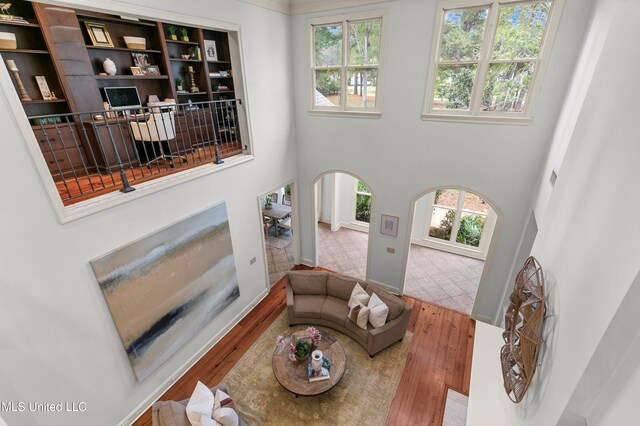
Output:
[[28, 99, 244, 205]]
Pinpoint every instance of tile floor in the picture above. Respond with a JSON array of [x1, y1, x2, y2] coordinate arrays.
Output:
[[265, 230, 295, 286], [316, 222, 483, 315], [317, 222, 368, 281], [404, 244, 483, 315]]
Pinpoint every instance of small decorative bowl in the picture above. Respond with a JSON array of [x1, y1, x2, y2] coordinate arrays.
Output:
[[124, 36, 146, 50], [181, 54, 191, 59], [0, 32, 16, 50]]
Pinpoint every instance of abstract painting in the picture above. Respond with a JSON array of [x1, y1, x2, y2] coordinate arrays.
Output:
[[91, 202, 239, 381]]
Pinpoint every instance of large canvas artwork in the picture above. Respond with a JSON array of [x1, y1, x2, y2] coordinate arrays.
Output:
[[91, 202, 239, 381]]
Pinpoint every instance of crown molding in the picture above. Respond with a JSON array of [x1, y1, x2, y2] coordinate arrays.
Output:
[[239, 0, 392, 15], [290, 0, 391, 15], [238, 0, 291, 14]]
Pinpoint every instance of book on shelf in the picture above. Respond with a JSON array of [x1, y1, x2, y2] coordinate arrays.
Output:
[[0, 16, 29, 24], [209, 71, 221, 77], [307, 363, 330, 382]]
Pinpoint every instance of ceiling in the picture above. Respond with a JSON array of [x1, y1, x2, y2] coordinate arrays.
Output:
[[239, 0, 391, 15]]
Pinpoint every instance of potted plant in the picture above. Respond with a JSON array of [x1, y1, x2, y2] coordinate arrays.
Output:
[[179, 28, 189, 42], [292, 339, 312, 361], [175, 77, 183, 91], [265, 194, 273, 210], [168, 26, 177, 41]]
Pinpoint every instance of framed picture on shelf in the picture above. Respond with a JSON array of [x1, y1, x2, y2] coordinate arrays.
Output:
[[131, 53, 150, 73], [146, 65, 160, 76], [85, 22, 113, 47], [380, 214, 399, 237], [130, 66, 143, 76], [204, 39, 218, 61], [34, 76, 51, 100]]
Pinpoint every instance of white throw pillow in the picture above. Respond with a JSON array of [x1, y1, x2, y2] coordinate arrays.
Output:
[[348, 302, 371, 330], [368, 293, 389, 328], [200, 415, 223, 426], [212, 389, 239, 426], [186, 382, 214, 426], [348, 283, 370, 309], [212, 407, 239, 426]]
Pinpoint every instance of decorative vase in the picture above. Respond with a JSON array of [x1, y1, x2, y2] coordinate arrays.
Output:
[[294, 352, 310, 362], [265, 203, 272, 210], [311, 350, 323, 372], [103, 58, 116, 76], [176, 85, 183, 91], [182, 36, 190, 42], [170, 34, 177, 41]]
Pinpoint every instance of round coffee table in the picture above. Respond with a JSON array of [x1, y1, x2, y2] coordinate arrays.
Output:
[[272, 329, 346, 397]]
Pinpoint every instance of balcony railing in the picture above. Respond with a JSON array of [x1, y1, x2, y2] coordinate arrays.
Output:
[[28, 99, 244, 205]]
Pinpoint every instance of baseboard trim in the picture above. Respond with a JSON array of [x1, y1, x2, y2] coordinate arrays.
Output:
[[121, 288, 269, 425], [473, 314, 494, 325], [300, 257, 316, 267], [367, 278, 402, 295]]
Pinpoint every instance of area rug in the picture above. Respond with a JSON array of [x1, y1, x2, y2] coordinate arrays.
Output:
[[265, 232, 292, 249], [442, 388, 468, 426], [223, 311, 412, 425]]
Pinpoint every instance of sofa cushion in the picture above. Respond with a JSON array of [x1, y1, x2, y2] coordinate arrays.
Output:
[[367, 293, 389, 328], [293, 295, 324, 318], [322, 296, 349, 324], [348, 283, 371, 309], [327, 274, 358, 300], [159, 402, 185, 426], [288, 271, 327, 295], [344, 315, 371, 341], [364, 285, 404, 321]]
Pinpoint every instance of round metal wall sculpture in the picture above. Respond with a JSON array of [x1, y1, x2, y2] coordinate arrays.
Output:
[[500, 256, 546, 403]]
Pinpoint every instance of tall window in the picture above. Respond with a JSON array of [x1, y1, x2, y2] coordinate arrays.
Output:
[[423, 0, 563, 123], [310, 11, 385, 115], [354, 181, 371, 224]]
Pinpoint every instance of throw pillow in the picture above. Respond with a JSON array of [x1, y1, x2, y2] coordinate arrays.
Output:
[[368, 293, 389, 328], [200, 415, 222, 426], [212, 389, 239, 426], [348, 303, 370, 330], [185, 382, 214, 426], [212, 407, 239, 426], [348, 283, 370, 309]]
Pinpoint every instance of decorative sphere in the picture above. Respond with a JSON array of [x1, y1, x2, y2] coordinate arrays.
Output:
[[103, 58, 117, 76]]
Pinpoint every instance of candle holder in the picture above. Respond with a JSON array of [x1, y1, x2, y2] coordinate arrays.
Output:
[[187, 66, 199, 93], [5, 60, 31, 101]]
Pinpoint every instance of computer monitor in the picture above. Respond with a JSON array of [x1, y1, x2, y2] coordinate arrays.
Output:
[[104, 86, 142, 110]]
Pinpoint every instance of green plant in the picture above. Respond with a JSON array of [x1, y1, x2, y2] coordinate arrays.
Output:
[[434, 189, 444, 204], [355, 194, 371, 223], [456, 214, 485, 247], [265, 195, 273, 205], [174, 77, 183, 86], [316, 71, 340, 96], [294, 339, 312, 358], [431, 210, 455, 240], [179, 27, 189, 38], [168, 26, 177, 36], [284, 184, 292, 196]]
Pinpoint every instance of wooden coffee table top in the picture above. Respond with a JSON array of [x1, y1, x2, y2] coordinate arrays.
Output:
[[272, 330, 346, 396]]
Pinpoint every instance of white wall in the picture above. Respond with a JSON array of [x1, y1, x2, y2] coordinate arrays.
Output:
[[292, 0, 593, 319], [317, 172, 362, 229], [468, 0, 640, 423], [0, 1, 296, 425]]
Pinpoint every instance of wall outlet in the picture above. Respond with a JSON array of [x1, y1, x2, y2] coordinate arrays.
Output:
[[387, 247, 395, 254], [249, 257, 256, 265]]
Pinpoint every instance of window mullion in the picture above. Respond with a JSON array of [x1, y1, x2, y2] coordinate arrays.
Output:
[[469, 2, 500, 114], [341, 19, 348, 110]]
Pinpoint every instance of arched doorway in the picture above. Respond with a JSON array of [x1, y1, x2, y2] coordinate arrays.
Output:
[[405, 188, 498, 315], [312, 171, 373, 280]]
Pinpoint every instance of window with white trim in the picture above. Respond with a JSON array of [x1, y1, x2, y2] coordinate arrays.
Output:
[[310, 11, 385, 115], [423, 0, 563, 123], [354, 180, 371, 224]]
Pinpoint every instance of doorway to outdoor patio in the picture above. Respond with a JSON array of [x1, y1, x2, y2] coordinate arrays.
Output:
[[404, 188, 497, 315], [313, 172, 372, 280], [261, 183, 294, 286]]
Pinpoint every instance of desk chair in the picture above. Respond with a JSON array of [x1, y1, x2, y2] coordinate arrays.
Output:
[[129, 111, 184, 168]]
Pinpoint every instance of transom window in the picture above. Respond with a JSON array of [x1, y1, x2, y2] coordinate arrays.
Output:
[[310, 11, 385, 116], [423, 0, 563, 124]]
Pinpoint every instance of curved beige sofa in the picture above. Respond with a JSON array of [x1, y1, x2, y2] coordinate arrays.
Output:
[[285, 270, 411, 357]]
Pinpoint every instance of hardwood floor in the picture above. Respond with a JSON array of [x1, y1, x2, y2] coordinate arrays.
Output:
[[132, 266, 475, 426], [55, 143, 243, 206]]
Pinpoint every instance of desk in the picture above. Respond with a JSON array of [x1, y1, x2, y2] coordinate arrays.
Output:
[[262, 202, 292, 236]]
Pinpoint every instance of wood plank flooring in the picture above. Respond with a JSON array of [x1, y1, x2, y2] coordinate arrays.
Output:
[[55, 143, 243, 206], [132, 267, 475, 426]]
